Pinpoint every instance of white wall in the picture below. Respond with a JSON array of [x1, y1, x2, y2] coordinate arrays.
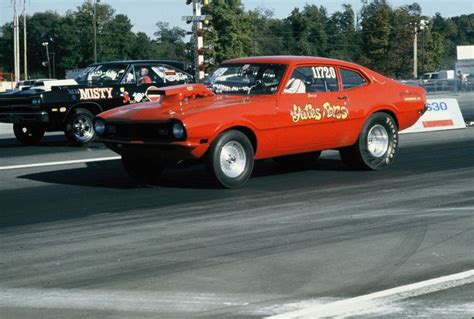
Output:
[[0, 81, 15, 92], [457, 45, 474, 60]]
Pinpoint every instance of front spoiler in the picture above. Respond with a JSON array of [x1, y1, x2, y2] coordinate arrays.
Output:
[[99, 138, 209, 160]]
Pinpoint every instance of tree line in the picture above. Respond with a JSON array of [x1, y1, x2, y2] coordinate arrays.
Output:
[[0, 0, 472, 79]]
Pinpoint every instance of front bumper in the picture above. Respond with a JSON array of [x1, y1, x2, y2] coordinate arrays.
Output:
[[99, 138, 209, 160], [0, 111, 49, 124]]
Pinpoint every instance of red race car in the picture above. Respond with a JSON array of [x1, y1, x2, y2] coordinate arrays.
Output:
[[94, 56, 426, 188]]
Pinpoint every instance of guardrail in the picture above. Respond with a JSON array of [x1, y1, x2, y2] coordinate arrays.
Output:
[[403, 79, 474, 93]]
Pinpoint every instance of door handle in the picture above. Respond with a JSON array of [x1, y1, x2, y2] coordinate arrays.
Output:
[[337, 95, 348, 100]]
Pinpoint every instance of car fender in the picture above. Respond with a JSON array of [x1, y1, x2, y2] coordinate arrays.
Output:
[[369, 105, 400, 127], [64, 102, 103, 122], [206, 120, 276, 159]]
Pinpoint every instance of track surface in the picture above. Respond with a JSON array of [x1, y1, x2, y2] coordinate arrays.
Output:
[[0, 127, 473, 318]]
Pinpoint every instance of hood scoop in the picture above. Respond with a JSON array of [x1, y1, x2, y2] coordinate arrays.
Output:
[[149, 84, 213, 104]]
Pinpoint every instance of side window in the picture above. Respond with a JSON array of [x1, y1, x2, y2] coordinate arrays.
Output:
[[340, 68, 367, 90], [121, 66, 136, 84], [151, 64, 191, 85], [284, 65, 339, 94], [135, 65, 154, 85]]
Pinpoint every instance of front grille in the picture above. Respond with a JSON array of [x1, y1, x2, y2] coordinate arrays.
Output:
[[104, 123, 172, 141], [0, 96, 37, 109]]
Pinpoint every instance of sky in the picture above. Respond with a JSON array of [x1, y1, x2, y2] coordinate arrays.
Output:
[[1, 0, 473, 38]]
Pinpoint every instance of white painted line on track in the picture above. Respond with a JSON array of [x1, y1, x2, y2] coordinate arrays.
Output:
[[267, 269, 474, 319], [0, 156, 121, 171], [0, 289, 253, 313]]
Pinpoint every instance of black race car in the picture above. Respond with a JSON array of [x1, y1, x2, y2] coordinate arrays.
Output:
[[0, 60, 193, 145]]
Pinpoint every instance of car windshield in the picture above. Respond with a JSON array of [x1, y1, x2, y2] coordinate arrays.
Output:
[[207, 63, 287, 95], [75, 64, 128, 85]]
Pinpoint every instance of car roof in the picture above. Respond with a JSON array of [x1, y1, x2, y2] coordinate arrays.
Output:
[[224, 55, 365, 70], [88, 60, 187, 66]]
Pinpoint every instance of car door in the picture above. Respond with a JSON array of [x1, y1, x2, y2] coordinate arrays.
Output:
[[120, 63, 160, 104], [276, 64, 347, 154], [336, 67, 371, 145]]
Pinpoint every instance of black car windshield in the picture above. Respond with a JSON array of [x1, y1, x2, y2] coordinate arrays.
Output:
[[207, 63, 287, 95], [75, 64, 128, 85]]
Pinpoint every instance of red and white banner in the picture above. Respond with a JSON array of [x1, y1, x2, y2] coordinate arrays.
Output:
[[401, 98, 466, 134]]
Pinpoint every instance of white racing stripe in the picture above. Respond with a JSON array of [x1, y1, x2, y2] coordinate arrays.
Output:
[[1, 271, 473, 316], [0, 289, 255, 313], [267, 269, 474, 318], [0, 156, 121, 171]]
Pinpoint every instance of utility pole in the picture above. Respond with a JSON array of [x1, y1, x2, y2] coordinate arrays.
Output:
[[22, 0, 27, 80], [93, 0, 98, 63], [413, 25, 417, 79], [12, 0, 21, 83], [412, 19, 429, 79], [42, 42, 51, 78]]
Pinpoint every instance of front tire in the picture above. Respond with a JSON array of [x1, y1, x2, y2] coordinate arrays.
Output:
[[65, 108, 96, 146], [121, 155, 164, 185], [13, 124, 45, 145], [339, 112, 398, 170], [208, 130, 254, 188]]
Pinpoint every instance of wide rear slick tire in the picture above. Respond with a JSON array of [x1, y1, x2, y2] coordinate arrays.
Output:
[[65, 108, 96, 146], [121, 155, 164, 185], [339, 112, 398, 170], [208, 130, 254, 188], [13, 124, 45, 145]]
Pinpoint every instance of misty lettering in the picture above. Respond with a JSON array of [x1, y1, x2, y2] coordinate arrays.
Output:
[[79, 88, 113, 100]]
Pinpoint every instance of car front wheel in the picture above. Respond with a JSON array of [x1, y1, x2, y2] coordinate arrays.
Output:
[[13, 124, 45, 145], [339, 112, 398, 170], [65, 108, 96, 146], [208, 130, 254, 188]]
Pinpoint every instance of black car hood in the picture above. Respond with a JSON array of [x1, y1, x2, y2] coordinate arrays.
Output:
[[0, 89, 43, 98]]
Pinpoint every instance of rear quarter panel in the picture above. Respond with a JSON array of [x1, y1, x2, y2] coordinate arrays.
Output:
[[346, 69, 425, 138]]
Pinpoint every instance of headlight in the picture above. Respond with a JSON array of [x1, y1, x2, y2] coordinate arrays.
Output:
[[94, 119, 106, 136], [31, 98, 41, 105], [171, 122, 185, 139]]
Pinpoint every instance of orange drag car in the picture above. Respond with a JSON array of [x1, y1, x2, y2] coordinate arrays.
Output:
[[94, 56, 426, 188]]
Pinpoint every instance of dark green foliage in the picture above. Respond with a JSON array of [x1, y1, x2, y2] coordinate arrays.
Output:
[[0, 1, 471, 79], [0, 2, 190, 78]]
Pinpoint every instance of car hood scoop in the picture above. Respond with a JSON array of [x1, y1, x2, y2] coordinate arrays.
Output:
[[148, 83, 214, 104]]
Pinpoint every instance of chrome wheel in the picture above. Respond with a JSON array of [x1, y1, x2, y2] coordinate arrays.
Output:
[[367, 124, 389, 157], [219, 141, 247, 178], [72, 114, 94, 142]]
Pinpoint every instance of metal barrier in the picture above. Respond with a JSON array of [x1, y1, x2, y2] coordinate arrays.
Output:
[[404, 79, 474, 93]]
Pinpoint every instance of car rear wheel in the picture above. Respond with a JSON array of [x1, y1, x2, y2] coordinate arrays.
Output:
[[121, 155, 165, 185], [208, 130, 254, 188], [65, 108, 96, 146], [13, 124, 45, 145], [339, 112, 398, 170], [273, 151, 321, 168]]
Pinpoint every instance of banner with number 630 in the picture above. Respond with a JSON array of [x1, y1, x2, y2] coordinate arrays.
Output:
[[401, 98, 466, 134]]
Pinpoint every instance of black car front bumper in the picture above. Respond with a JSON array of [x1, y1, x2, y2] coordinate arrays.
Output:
[[0, 111, 49, 124]]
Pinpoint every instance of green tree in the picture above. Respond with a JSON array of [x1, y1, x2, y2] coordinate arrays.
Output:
[[203, 0, 257, 64], [154, 22, 189, 61], [327, 4, 358, 61], [247, 8, 288, 56], [359, 0, 393, 74]]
